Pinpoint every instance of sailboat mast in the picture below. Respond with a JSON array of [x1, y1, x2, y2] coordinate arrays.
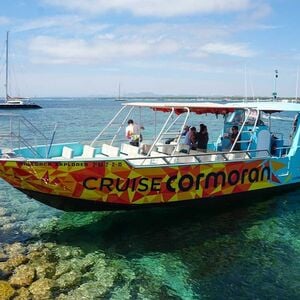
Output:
[[244, 64, 247, 103], [5, 31, 9, 102], [296, 68, 299, 102]]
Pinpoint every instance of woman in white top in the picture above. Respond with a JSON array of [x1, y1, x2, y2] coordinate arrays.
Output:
[[125, 119, 144, 146]]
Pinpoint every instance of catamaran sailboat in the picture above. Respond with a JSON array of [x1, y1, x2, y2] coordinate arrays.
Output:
[[0, 31, 41, 109], [114, 83, 126, 102], [0, 99, 299, 211]]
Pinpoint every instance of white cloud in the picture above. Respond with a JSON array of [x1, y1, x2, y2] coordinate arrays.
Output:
[[43, 0, 252, 17], [13, 15, 109, 35], [232, 2, 273, 31], [200, 42, 255, 57], [29, 35, 180, 64], [25, 19, 256, 65], [113, 22, 230, 43], [14, 15, 82, 32]]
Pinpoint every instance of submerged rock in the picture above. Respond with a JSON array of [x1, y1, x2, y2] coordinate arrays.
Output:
[[43, 242, 57, 250], [9, 265, 36, 288], [3, 243, 25, 256], [109, 283, 132, 300], [0, 261, 13, 279], [6, 254, 29, 269], [0, 254, 29, 280], [14, 287, 32, 300], [0, 270, 10, 281], [55, 270, 82, 290], [35, 262, 56, 279], [0, 207, 7, 217], [2, 223, 15, 231], [54, 261, 73, 279], [93, 265, 116, 289], [0, 280, 15, 300], [0, 216, 16, 227], [60, 281, 109, 299], [29, 278, 54, 299], [54, 245, 83, 260], [56, 294, 68, 300], [0, 261, 10, 272], [27, 245, 55, 263], [0, 248, 8, 262]]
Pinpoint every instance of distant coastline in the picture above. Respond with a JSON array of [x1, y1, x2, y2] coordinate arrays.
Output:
[[30, 96, 299, 101]]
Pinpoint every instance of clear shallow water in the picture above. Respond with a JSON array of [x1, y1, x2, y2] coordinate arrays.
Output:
[[0, 98, 299, 299]]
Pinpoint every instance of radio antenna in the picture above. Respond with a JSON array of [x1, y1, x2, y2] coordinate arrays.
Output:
[[272, 69, 278, 101]]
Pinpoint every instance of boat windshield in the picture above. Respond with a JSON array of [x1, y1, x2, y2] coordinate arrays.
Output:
[[225, 109, 264, 126], [225, 109, 245, 125]]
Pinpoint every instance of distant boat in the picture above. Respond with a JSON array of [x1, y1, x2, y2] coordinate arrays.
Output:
[[0, 31, 41, 109], [114, 83, 127, 102]]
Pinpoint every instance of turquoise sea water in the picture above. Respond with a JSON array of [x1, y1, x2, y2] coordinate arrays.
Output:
[[0, 98, 300, 299]]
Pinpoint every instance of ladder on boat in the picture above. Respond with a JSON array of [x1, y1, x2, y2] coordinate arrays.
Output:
[[0, 113, 54, 158], [230, 108, 261, 152]]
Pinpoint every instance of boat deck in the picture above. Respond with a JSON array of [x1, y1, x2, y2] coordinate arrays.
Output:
[[8, 142, 277, 167]]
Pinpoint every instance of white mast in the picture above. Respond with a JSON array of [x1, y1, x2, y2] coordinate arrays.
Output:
[[244, 64, 247, 102], [296, 68, 299, 102], [5, 31, 9, 102]]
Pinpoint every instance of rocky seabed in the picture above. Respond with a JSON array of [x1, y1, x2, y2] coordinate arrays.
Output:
[[0, 242, 123, 299]]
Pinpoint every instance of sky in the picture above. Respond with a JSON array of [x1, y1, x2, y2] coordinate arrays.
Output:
[[0, 0, 300, 97]]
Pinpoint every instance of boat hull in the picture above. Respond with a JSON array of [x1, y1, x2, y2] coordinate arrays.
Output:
[[0, 157, 292, 211], [0, 103, 42, 109], [17, 182, 300, 211]]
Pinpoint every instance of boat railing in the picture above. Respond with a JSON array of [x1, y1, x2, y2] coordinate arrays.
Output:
[[273, 145, 291, 157], [230, 108, 265, 152], [230, 109, 250, 151], [0, 113, 52, 158], [91, 105, 131, 146], [2, 132, 42, 158], [90, 105, 191, 157], [126, 149, 270, 167]]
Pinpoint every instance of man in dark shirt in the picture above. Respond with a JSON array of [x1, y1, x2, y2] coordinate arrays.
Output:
[[197, 124, 209, 152], [230, 126, 241, 150]]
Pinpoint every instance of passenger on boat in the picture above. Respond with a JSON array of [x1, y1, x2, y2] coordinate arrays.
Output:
[[181, 125, 190, 138], [184, 126, 197, 150], [292, 113, 299, 134], [230, 126, 241, 150], [165, 125, 189, 144], [270, 134, 278, 155], [125, 119, 144, 146], [196, 124, 209, 152]]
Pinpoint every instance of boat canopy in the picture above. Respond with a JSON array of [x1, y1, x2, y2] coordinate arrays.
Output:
[[123, 101, 300, 115]]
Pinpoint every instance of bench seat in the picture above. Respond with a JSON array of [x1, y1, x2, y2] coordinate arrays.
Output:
[[95, 144, 120, 158], [76, 145, 96, 159], [52, 146, 74, 159]]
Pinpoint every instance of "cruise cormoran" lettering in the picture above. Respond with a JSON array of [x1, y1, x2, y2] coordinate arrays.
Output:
[[83, 166, 271, 193]]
